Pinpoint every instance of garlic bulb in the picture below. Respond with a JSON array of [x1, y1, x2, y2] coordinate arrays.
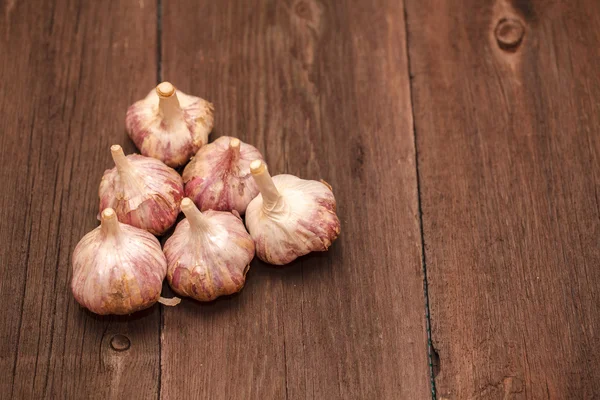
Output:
[[125, 82, 214, 167], [182, 136, 264, 214], [99, 145, 184, 236], [71, 208, 167, 315], [164, 198, 255, 301], [245, 160, 341, 265]]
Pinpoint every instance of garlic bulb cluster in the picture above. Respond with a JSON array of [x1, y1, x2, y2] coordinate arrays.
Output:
[[73, 77, 342, 316], [182, 136, 263, 214], [126, 82, 214, 167], [99, 145, 184, 236], [71, 208, 167, 315], [245, 160, 341, 265], [164, 198, 254, 301]]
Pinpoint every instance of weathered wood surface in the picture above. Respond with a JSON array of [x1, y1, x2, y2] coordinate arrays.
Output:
[[160, 0, 430, 399], [8, 0, 600, 398], [0, 1, 160, 399], [405, 0, 600, 398], [2, 0, 431, 399]]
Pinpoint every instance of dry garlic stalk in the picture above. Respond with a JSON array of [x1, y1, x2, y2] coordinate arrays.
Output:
[[126, 82, 214, 167], [164, 198, 255, 301], [245, 160, 341, 265], [99, 145, 184, 236], [71, 208, 167, 315], [182, 136, 264, 214]]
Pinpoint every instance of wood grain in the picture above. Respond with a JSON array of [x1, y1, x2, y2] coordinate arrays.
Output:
[[0, 1, 160, 398], [160, 0, 430, 399], [405, 0, 600, 398]]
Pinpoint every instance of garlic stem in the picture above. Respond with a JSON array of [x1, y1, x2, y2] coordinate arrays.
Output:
[[110, 145, 131, 172], [100, 208, 121, 237], [180, 198, 211, 233], [156, 81, 183, 124], [250, 160, 281, 211], [229, 138, 240, 161]]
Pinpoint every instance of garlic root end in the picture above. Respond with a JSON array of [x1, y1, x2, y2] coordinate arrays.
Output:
[[158, 296, 181, 306]]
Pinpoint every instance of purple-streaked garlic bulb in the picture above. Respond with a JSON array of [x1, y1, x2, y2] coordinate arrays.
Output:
[[71, 208, 167, 315], [164, 198, 255, 301], [182, 136, 264, 214], [99, 145, 184, 236], [245, 160, 341, 265], [125, 81, 214, 167]]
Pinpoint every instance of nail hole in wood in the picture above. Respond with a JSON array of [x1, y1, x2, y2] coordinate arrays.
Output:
[[110, 334, 131, 352], [495, 18, 525, 51]]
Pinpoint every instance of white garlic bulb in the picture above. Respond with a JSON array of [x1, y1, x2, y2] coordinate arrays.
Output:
[[164, 198, 255, 301], [182, 136, 264, 214], [126, 82, 214, 167], [71, 208, 167, 315], [245, 160, 341, 265], [99, 145, 184, 236]]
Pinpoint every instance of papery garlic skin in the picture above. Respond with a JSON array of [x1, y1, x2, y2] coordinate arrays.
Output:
[[164, 198, 255, 301], [99, 145, 184, 236], [245, 161, 340, 265], [182, 136, 263, 214], [126, 82, 214, 167], [71, 208, 167, 315]]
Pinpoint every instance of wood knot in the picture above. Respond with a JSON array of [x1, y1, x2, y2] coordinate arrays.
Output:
[[110, 334, 131, 352], [495, 18, 524, 51], [294, 0, 312, 21]]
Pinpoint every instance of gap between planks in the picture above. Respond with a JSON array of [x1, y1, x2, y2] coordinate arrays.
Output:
[[402, 2, 437, 399]]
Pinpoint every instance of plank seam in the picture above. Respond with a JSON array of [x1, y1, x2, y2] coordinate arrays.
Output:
[[402, 3, 437, 399]]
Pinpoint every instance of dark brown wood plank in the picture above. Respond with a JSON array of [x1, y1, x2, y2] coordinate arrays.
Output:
[[406, 0, 600, 398], [161, 1, 430, 399], [0, 1, 159, 398]]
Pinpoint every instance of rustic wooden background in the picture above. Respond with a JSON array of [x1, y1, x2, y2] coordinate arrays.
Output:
[[1, 0, 599, 399]]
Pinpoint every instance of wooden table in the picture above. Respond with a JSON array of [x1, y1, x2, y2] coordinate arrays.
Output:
[[2, 1, 599, 399]]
